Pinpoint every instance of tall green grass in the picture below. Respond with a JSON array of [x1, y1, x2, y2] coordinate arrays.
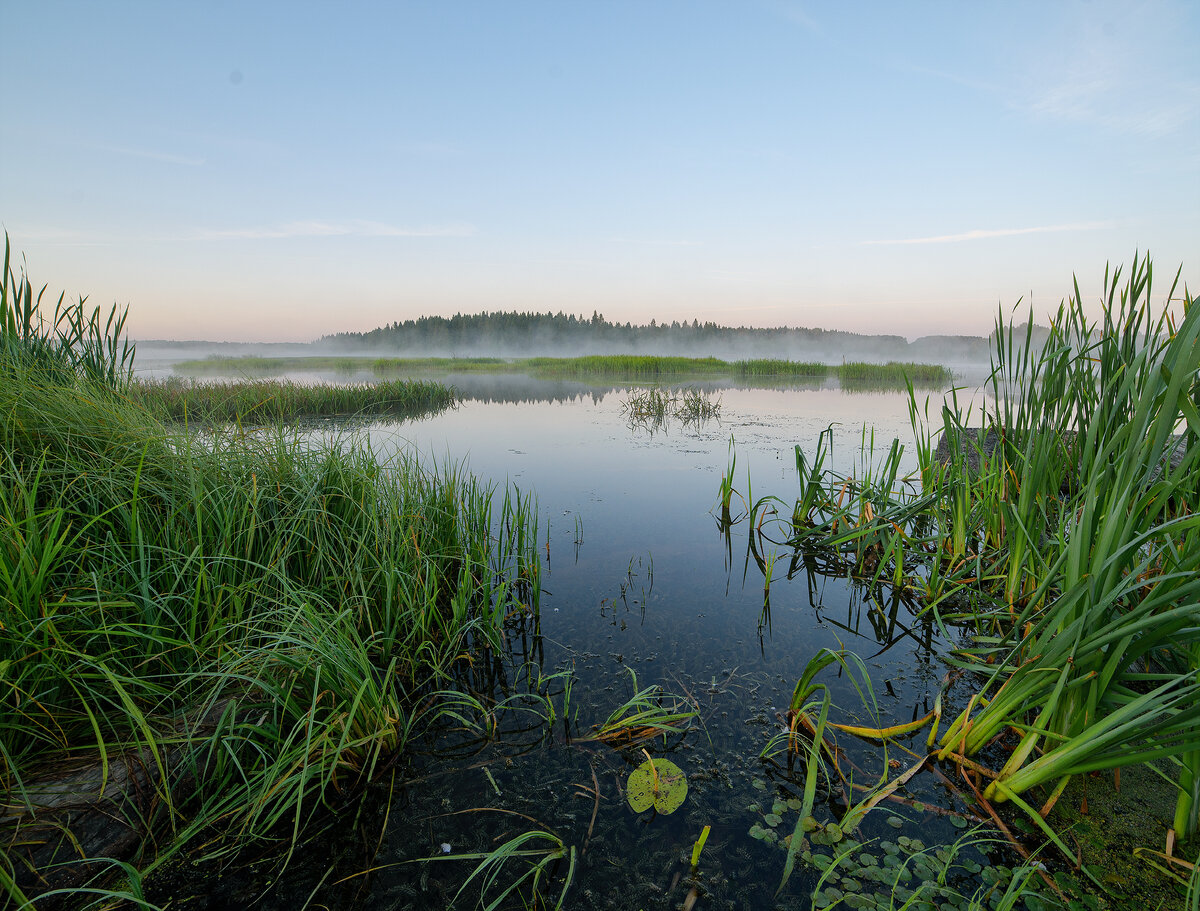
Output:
[[838, 360, 951, 387], [128, 375, 456, 423], [735, 254, 1200, 854], [523, 354, 727, 376], [0, 238, 544, 904]]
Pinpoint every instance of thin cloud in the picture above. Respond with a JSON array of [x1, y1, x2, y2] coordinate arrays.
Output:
[[1027, 74, 1198, 137], [198, 220, 477, 240], [863, 221, 1115, 246], [1015, 6, 1199, 137], [94, 143, 206, 167], [609, 237, 702, 247], [774, 1, 824, 36], [391, 140, 468, 158]]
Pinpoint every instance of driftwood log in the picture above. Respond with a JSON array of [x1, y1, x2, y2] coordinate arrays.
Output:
[[1, 700, 231, 901]]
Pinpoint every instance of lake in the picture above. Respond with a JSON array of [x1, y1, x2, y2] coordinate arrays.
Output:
[[154, 371, 1008, 911]]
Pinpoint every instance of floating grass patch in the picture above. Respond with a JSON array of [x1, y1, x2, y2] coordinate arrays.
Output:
[[733, 358, 828, 377], [524, 354, 728, 377], [836, 360, 952, 388], [128, 375, 457, 423]]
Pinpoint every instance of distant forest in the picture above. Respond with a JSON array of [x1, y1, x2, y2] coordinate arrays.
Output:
[[320, 310, 1002, 363]]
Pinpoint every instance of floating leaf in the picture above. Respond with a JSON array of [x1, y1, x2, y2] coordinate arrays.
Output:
[[626, 757, 688, 814], [764, 813, 782, 827], [825, 822, 844, 843]]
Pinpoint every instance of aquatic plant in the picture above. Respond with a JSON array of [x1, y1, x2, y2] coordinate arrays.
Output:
[[621, 385, 721, 431], [734, 254, 1200, 860], [690, 824, 711, 873], [434, 829, 574, 911], [129, 375, 456, 424], [625, 752, 688, 815], [837, 360, 951, 388], [579, 668, 696, 749]]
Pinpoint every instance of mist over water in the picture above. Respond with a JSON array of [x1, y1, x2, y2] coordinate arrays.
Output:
[[134, 313, 1002, 376]]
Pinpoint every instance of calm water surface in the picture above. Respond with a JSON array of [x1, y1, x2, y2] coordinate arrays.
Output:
[[180, 376, 996, 910]]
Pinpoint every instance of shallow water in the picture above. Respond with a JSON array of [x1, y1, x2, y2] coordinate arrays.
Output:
[[160, 376, 1006, 910]]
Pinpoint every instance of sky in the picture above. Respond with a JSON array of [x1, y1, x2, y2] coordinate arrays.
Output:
[[2, 1, 1198, 343]]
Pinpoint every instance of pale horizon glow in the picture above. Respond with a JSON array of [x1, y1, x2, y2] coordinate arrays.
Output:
[[2, 1, 1197, 343]]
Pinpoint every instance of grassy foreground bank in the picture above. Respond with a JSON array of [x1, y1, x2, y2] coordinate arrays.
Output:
[[176, 353, 954, 387], [0, 243, 542, 906]]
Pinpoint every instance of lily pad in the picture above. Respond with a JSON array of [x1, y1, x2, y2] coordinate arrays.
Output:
[[626, 757, 688, 814], [764, 813, 783, 827]]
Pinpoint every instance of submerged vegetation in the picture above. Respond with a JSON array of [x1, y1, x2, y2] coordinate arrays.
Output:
[[729, 254, 1200, 901], [621, 385, 722, 431]]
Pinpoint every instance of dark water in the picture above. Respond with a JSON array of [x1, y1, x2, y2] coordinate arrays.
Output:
[[162, 378, 1004, 911]]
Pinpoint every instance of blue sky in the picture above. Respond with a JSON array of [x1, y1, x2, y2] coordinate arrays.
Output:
[[2, 1, 1197, 342]]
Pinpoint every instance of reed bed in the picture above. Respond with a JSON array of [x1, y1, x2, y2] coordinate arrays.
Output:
[[0, 238, 544, 906], [733, 358, 827, 377], [733, 254, 1200, 867], [128, 375, 456, 423], [837, 360, 951, 387], [372, 356, 509, 374], [524, 354, 728, 376], [177, 353, 952, 387]]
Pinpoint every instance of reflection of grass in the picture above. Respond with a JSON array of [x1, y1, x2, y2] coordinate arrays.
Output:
[[622, 386, 721, 428], [175, 354, 953, 388]]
